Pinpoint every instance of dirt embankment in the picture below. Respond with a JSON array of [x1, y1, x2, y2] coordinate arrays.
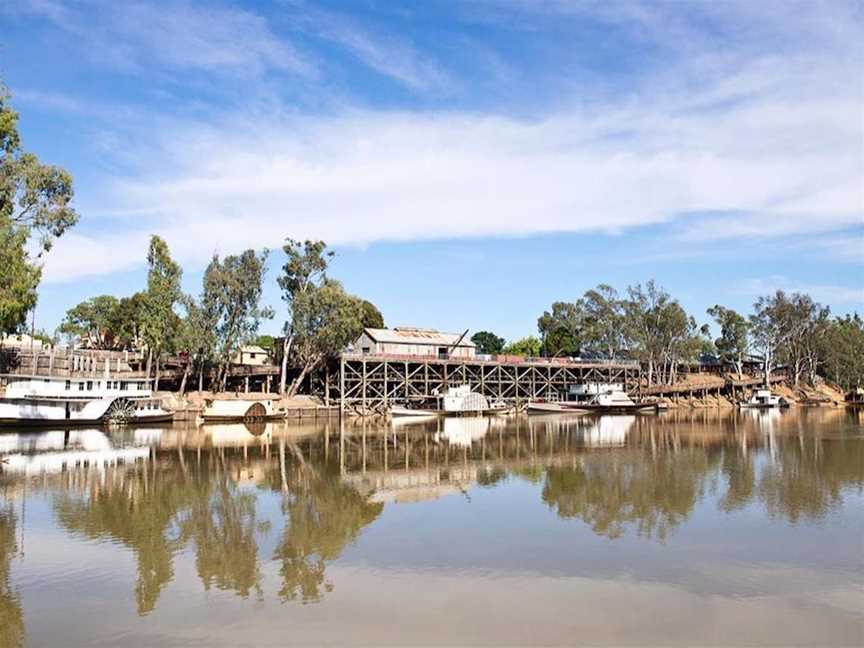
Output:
[[653, 376, 847, 409]]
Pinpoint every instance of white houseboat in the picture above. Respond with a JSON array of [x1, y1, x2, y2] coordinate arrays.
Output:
[[739, 389, 788, 409], [0, 374, 173, 427]]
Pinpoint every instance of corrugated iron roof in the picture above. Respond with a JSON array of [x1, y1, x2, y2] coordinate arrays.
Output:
[[363, 327, 476, 347]]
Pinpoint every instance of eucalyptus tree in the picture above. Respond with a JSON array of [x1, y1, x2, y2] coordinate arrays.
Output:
[[819, 314, 864, 390], [203, 250, 273, 391], [502, 336, 542, 357], [141, 236, 182, 388], [0, 86, 79, 334], [537, 301, 584, 357], [471, 330, 506, 355], [707, 305, 750, 377], [277, 240, 332, 395], [59, 295, 121, 348], [623, 281, 701, 385], [58, 292, 147, 350], [582, 284, 628, 360], [286, 279, 366, 397]]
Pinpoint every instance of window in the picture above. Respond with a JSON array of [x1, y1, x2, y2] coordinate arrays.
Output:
[[120, 382, 127, 391], [86, 381, 93, 390], [79, 383, 85, 391], [65, 380, 71, 391]]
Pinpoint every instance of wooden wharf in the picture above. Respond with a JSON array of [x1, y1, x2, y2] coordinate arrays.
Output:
[[333, 353, 641, 415]]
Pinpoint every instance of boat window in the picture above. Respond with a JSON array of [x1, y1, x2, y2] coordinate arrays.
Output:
[[86, 381, 93, 390], [65, 380, 71, 390], [79, 383, 85, 391], [120, 382, 127, 391]]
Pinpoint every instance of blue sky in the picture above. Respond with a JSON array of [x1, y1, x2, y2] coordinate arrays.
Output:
[[2, 0, 862, 341]]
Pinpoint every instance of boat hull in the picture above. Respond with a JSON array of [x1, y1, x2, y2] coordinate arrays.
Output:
[[528, 401, 655, 414], [0, 412, 174, 428]]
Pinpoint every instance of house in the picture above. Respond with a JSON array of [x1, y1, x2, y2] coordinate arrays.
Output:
[[0, 333, 51, 352], [352, 327, 476, 359], [232, 345, 271, 366]]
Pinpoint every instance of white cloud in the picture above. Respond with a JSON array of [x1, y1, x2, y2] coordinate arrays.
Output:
[[14, 0, 860, 287], [9, 0, 314, 77], [734, 276, 864, 306]]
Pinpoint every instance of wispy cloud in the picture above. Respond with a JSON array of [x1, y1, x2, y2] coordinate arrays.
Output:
[[9, 0, 860, 293], [734, 276, 864, 306], [9, 0, 315, 77]]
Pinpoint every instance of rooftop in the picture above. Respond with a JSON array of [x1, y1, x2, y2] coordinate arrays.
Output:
[[363, 327, 476, 347]]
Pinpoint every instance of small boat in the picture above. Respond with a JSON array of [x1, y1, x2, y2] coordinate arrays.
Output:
[[739, 389, 789, 409], [529, 383, 656, 414], [390, 406, 440, 419], [0, 374, 173, 427], [200, 398, 284, 422]]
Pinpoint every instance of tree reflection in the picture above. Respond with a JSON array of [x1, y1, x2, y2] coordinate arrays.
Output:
[[542, 449, 717, 540], [0, 504, 23, 648], [53, 465, 192, 615], [179, 475, 262, 599], [757, 435, 864, 522], [270, 442, 383, 603]]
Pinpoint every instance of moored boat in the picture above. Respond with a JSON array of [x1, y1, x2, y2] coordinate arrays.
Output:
[[390, 385, 511, 418], [199, 398, 284, 422], [0, 374, 173, 427], [528, 383, 656, 414], [738, 389, 789, 409]]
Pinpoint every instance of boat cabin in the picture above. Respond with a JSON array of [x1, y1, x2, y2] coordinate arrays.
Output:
[[2, 374, 153, 399]]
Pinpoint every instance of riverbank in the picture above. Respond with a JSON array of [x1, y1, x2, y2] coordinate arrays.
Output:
[[653, 379, 847, 409]]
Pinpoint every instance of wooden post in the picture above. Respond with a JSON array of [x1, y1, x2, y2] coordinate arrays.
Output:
[[339, 355, 345, 416]]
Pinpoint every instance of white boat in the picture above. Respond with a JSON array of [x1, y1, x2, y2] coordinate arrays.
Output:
[[529, 383, 656, 414], [391, 406, 440, 419], [0, 429, 151, 475], [0, 374, 173, 427], [739, 389, 788, 409], [200, 398, 283, 422], [390, 385, 509, 418]]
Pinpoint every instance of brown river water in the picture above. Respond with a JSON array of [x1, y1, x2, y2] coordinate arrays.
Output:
[[0, 409, 862, 647]]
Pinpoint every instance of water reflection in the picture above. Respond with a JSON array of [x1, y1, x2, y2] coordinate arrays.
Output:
[[0, 409, 861, 637], [0, 499, 22, 648]]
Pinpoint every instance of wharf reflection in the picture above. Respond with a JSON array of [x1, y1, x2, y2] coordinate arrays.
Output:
[[0, 409, 860, 626]]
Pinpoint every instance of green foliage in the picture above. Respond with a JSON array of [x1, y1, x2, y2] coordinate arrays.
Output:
[[292, 279, 366, 370], [0, 87, 79, 334], [707, 304, 750, 376], [623, 281, 702, 384], [59, 292, 147, 349], [254, 334, 276, 354], [358, 299, 384, 329], [471, 330, 505, 355], [581, 284, 628, 360], [502, 336, 542, 357], [537, 301, 583, 356], [278, 240, 375, 395], [750, 291, 830, 385], [141, 236, 182, 361], [201, 250, 273, 388], [819, 314, 864, 390]]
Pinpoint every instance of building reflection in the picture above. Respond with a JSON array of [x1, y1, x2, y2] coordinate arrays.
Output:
[[0, 409, 860, 620]]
